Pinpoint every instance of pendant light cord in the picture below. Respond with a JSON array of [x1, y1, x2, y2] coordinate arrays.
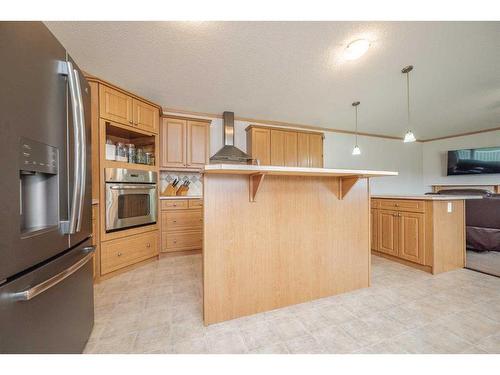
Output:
[[355, 105, 358, 144], [406, 70, 411, 127]]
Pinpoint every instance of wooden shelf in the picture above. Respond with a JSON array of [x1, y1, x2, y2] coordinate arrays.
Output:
[[103, 159, 157, 172]]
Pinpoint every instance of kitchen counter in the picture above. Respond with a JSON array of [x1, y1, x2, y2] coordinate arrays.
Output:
[[202, 164, 397, 325], [371, 194, 483, 200]]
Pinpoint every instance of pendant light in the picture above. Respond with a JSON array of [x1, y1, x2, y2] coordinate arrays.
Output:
[[402, 65, 416, 143], [352, 101, 361, 155]]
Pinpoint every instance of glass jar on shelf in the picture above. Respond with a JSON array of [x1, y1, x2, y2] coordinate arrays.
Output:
[[115, 142, 127, 162], [136, 148, 145, 164], [127, 143, 136, 164], [145, 152, 154, 166]]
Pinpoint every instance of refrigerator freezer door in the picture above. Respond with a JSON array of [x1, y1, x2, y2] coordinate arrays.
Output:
[[67, 55, 93, 248], [0, 239, 95, 353], [0, 22, 71, 281]]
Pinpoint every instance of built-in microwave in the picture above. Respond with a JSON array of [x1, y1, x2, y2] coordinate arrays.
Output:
[[105, 168, 157, 232]]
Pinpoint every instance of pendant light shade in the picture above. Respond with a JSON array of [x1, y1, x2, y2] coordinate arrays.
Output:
[[351, 101, 361, 156], [403, 131, 416, 143], [402, 65, 416, 143]]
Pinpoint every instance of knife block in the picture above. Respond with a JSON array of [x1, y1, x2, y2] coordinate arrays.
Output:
[[176, 185, 189, 196], [162, 183, 177, 196]]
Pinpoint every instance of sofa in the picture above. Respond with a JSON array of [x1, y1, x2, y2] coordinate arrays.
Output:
[[431, 189, 500, 252]]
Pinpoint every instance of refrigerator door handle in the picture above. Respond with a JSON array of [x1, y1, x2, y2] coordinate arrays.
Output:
[[8, 247, 94, 302], [65, 61, 86, 234]]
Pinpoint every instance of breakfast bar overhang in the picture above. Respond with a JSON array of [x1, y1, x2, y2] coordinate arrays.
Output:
[[202, 164, 398, 325]]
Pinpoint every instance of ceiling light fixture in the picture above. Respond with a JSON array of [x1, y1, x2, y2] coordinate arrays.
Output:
[[345, 39, 370, 60], [352, 101, 361, 155], [402, 65, 417, 143]]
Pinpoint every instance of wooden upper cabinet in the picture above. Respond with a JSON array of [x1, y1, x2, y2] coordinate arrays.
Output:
[[247, 125, 323, 168], [378, 210, 399, 256], [271, 130, 298, 167], [308, 133, 323, 168], [297, 132, 310, 167], [160, 117, 210, 169], [398, 212, 425, 265], [187, 120, 210, 167], [161, 118, 186, 168], [247, 127, 271, 165], [99, 85, 133, 126], [133, 99, 159, 133]]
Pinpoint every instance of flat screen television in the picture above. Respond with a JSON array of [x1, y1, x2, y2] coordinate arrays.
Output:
[[447, 147, 500, 175]]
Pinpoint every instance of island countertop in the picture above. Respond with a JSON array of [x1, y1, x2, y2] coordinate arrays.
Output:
[[203, 164, 398, 178], [371, 194, 483, 200]]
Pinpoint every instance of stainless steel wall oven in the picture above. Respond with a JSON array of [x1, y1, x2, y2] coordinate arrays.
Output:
[[105, 168, 157, 232]]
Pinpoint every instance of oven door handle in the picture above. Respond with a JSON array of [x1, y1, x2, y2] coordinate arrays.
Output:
[[109, 185, 156, 190]]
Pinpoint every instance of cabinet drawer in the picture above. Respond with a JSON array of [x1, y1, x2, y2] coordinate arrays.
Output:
[[101, 231, 158, 274], [371, 199, 380, 209], [188, 199, 203, 208], [161, 199, 188, 210], [162, 210, 203, 231], [165, 231, 202, 251], [379, 199, 425, 213]]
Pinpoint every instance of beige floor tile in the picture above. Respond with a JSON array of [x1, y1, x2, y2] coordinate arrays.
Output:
[[249, 342, 290, 354], [88, 253, 500, 354], [476, 333, 500, 354]]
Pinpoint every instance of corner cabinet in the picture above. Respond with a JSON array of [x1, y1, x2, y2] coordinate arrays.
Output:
[[99, 84, 159, 134], [371, 198, 465, 274], [160, 116, 210, 169], [246, 125, 323, 167]]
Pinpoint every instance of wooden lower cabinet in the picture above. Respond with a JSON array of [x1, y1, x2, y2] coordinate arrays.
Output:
[[398, 211, 425, 264], [378, 210, 399, 257], [101, 231, 159, 275], [161, 199, 203, 253], [371, 198, 465, 274]]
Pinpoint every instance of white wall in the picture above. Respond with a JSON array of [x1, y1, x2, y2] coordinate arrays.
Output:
[[205, 116, 424, 195], [422, 130, 500, 191]]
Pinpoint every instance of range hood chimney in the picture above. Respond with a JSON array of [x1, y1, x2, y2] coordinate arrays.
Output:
[[209, 111, 253, 164]]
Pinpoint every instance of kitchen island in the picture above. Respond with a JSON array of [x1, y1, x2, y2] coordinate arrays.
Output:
[[202, 164, 397, 325]]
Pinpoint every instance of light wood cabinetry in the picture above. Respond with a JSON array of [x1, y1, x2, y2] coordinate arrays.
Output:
[[247, 127, 271, 165], [270, 130, 298, 167], [99, 84, 159, 134], [86, 73, 162, 281], [161, 199, 203, 253], [246, 125, 323, 168], [160, 117, 210, 169], [371, 198, 465, 274], [101, 231, 158, 275]]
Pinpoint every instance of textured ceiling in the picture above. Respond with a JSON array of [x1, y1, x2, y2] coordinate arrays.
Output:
[[45, 21, 500, 139]]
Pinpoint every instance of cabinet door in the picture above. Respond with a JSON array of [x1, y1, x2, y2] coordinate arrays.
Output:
[[378, 210, 399, 256], [308, 133, 323, 168], [249, 128, 271, 165], [283, 131, 298, 167], [297, 132, 310, 167], [99, 85, 133, 126], [133, 99, 159, 134], [187, 120, 209, 168], [398, 212, 425, 265], [161, 118, 186, 168], [371, 208, 378, 251], [270, 130, 285, 166]]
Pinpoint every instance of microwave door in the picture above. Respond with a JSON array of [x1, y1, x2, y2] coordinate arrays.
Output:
[[0, 22, 71, 281], [66, 55, 92, 248]]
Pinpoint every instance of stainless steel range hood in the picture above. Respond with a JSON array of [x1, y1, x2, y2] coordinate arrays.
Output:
[[209, 111, 252, 164]]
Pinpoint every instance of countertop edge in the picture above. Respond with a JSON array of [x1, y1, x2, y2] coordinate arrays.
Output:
[[371, 195, 483, 200]]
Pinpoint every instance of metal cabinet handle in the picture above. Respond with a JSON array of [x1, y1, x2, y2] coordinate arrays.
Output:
[[117, 252, 123, 256], [173, 240, 177, 243], [146, 243, 151, 248], [9, 247, 94, 302], [173, 220, 177, 223]]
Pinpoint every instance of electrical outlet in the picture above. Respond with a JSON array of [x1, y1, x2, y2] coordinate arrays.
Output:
[[447, 202, 453, 213]]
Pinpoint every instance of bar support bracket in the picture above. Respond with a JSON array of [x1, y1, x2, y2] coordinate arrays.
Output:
[[249, 173, 266, 202]]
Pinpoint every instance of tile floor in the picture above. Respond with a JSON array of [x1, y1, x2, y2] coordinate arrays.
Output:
[[84, 254, 500, 354]]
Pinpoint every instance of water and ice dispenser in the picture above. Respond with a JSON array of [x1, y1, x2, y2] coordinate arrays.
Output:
[[19, 138, 59, 237]]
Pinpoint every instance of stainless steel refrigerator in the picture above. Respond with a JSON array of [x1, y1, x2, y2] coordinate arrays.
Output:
[[0, 22, 94, 353]]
